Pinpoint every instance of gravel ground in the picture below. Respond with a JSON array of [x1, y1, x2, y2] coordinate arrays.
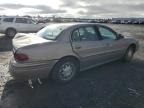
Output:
[[0, 44, 12, 100], [0, 24, 144, 108]]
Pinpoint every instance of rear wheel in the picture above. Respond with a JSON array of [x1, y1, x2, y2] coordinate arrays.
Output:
[[52, 58, 79, 83], [123, 46, 135, 62], [6, 28, 16, 38]]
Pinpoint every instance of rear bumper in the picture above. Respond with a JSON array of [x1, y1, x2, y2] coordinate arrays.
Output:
[[9, 58, 58, 81]]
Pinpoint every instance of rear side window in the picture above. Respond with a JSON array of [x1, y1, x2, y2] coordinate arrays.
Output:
[[72, 26, 99, 41], [3, 18, 14, 22], [15, 18, 28, 23], [37, 24, 66, 40]]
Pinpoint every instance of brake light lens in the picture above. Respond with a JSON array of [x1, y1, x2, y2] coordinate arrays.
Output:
[[14, 53, 29, 61]]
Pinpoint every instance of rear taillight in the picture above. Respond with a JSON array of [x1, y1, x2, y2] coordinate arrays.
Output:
[[14, 53, 29, 61]]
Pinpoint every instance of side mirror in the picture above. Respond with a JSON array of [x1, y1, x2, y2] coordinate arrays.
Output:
[[118, 34, 124, 39]]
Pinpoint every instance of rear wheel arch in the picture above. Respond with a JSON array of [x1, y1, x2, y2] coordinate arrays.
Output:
[[50, 55, 80, 82], [57, 55, 80, 68]]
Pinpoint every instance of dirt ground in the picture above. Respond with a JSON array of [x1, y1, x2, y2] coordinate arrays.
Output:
[[0, 24, 144, 108]]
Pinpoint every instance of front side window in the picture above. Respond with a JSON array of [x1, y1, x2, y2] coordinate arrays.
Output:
[[3, 18, 14, 22], [15, 18, 28, 24], [27, 19, 36, 24], [98, 26, 117, 40], [72, 26, 98, 41]]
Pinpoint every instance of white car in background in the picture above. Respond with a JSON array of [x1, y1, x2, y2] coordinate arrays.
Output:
[[0, 16, 46, 37]]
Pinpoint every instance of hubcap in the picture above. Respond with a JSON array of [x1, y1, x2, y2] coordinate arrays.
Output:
[[59, 62, 75, 81]]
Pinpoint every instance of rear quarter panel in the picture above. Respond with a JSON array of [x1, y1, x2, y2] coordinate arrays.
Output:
[[17, 40, 77, 62]]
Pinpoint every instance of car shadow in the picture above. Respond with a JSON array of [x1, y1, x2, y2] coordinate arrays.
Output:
[[1, 58, 144, 108], [0, 35, 13, 52]]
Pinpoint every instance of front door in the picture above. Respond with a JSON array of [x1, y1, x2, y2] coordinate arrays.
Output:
[[97, 25, 126, 61]]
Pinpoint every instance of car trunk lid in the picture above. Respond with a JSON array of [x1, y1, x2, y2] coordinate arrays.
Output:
[[13, 33, 52, 49]]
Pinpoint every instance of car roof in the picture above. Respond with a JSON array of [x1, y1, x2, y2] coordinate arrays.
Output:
[[0, 16, 30, 19], [52, 22, 100, 26], [47, 23, 104, 29]]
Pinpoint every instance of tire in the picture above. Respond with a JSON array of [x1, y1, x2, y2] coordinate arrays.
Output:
[[123, 46, 135, 62], [6, 28, 16, 38], [52, 58, 79, 83]]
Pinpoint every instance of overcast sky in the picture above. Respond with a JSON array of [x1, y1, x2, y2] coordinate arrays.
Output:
[[0, 0, 144, 18]]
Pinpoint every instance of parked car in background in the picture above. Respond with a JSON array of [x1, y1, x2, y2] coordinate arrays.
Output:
[[0, 16, 46, 37], [140, 21, 144, 24], [132, 20, 139, 24], [112, 20, 121, 24], [9, 23, 139, 83]]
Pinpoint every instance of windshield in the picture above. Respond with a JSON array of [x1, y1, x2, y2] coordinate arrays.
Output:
[[37, 24, 67, 40]]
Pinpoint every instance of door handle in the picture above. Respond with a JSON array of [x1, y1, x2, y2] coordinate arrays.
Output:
[[75, 46, 81, 49]]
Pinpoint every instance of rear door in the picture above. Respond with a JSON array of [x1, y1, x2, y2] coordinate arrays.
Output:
[[71, 25, 109, 69]]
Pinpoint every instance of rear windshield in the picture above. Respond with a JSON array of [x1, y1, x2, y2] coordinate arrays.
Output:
[[37, 24, 68, 40]]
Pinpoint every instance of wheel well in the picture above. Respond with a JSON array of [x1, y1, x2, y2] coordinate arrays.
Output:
[[54, 56, 80, 69], [129, 44, 136, 52], [5, 28, 17, 33], [50, 56, 80, 77], [59, 56, 80, 66]]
